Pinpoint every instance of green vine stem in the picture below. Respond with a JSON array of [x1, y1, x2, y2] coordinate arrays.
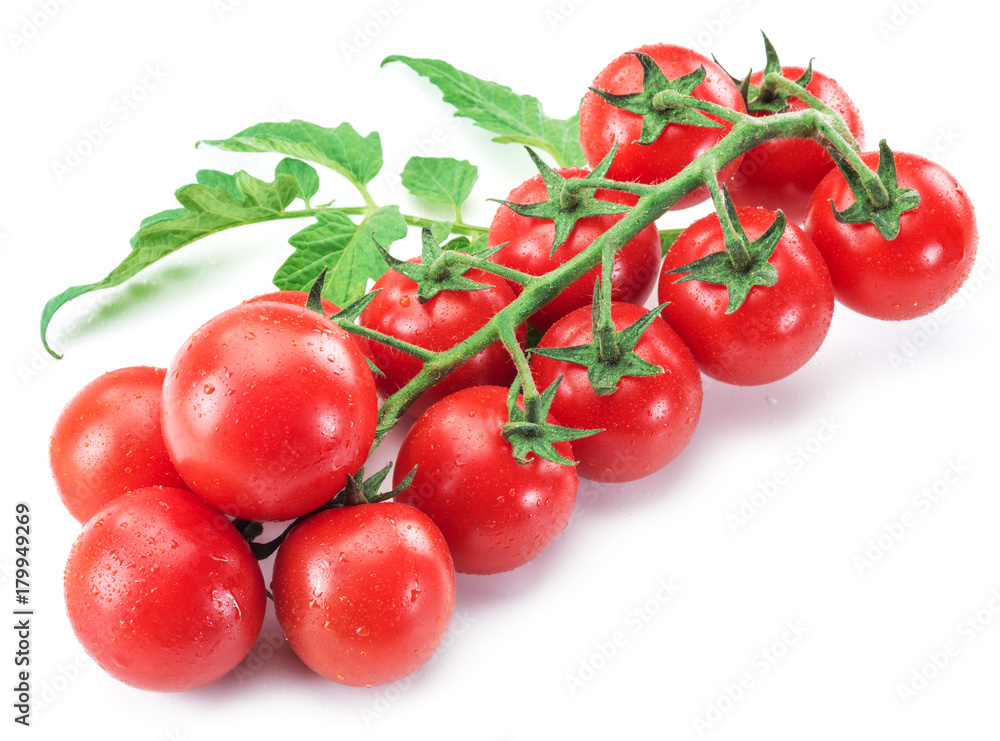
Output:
[[368, 98, 875, 449]]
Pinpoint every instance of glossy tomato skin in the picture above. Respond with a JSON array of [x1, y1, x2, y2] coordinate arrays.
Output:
[[729, 66, 865, 222], [162, 301, 378, 521], [804, 151, 978, 320], [64, 486, 266, 692], [358, 261, 527, 416], [392, 385, 578, 574], [487, 169, 662, 330], [50, 366, 187, 524], [271, 502, 456, 687], [243, 289, 373, 362], [530, 303, 702, 483], [579, 43, 747, 208], [658, 208, 835, 385]]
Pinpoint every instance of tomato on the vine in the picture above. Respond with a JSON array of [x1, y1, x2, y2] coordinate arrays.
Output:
[[392, 385, 578, 574], [50, 366, 186, 524], [358, 260, 526, 416], [161, 301, 377, 522], [64, 486, 266, 692], [804, 151, 977, 321], [728, 65, 865, 222], [271, 502, 456, 687], [578, 43, 747, 208], [486, 168, 661, 330], [658, 207, 835, 385], [531, 303, 703, 483]]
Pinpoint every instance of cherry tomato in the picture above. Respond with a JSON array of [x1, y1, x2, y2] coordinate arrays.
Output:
[[728, 66, 865, 222], [63, 486, 266, 691], [579, 43, 747, 208], [804, 151, 978, 320], [530, 303, 702, 482], [243, 289, 373, 362], [358, 261, 527, 416], [392, 385, 578, 574], [658, 207, 835, 385], [271, 502, 456, 687], [50, 366, 186, 524], [486, 169, 662, 330], [161, 301, 378, 522]]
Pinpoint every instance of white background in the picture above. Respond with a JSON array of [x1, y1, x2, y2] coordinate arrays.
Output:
[[2, 0, 998, 738]]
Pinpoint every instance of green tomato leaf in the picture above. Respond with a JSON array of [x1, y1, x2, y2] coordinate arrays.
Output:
[[40, 171, 301, 357], [660, 227, 683, 257], [383, 55, 585, 168], [195, 169, 244, 200], [198, 120, 383, 190], [401, 156, 478, 213], [274, 205, 408, 306], [275, 157, 320, 205]]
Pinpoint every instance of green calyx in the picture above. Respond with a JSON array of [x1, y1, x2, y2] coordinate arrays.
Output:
[[722, 33, 814, 114], [233, 463, 415, 561], [669, 187, 786, 313], [374, 226, 495, 301], [491, 147, 628, 254], [531, 281, 664, 396], [340, 463, 416, 507], [830, 139, 920, 240], [589, 52, 723, 145], [500, 377, 601, 466]]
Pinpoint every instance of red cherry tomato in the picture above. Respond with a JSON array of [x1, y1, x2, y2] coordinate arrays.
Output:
[[392, 385, 578, 574], [271, 502, 456, 687], [658, 207, 835, 385], [358, 261, 526, 416], [579, 43, 747, 208], [530, 303, 703, 482], [728, 66, 865, 222], [804, 151, 978, 320], [161, 301, 378, 521], [243, 289, 373, 362], [63, 486, 266, 691], [486, 168, 662, 330], [50, 366, 186, 524]]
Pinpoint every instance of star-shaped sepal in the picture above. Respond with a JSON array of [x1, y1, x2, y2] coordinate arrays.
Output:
[[490, 146, 629, 254], [719, 33, 814, 114], [531, 281, 665, 396], [232, 463, 415, 560], [668, 189, 786, 314], [373, 226, 494, 302], [500, 377, 602, 466], [829, 139, 921, 240], [589, 51, 724, 145]]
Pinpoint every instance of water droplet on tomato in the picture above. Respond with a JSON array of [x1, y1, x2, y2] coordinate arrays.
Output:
[[356, 626, 369, 637], [203, 384, 215, 394], [399, 296, 411, 307]]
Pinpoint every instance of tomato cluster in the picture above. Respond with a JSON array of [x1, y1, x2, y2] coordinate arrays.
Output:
[[53, 39, 977, 696]]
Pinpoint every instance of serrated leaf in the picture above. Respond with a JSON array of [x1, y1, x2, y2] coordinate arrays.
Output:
[[383, 55, 585, 168], [428, 220, 452, 243], [660, 228, 683, 257], [274, 205, 408, 306], [196, 169, 244, 200], [199, 120, 383, 190], [41, 172, 301, 357], [275, 157, 320, 204], [401, 156, 478, 213]]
